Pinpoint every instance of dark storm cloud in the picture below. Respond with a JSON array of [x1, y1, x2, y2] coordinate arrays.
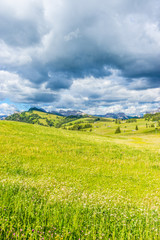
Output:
[[0, 0, 160, 113], [46, 72, 72, 90], [1, 0, 160, 82], [0, 0, 46, 47], [0, 15, 41, 47], [26, 92, 58, 103]]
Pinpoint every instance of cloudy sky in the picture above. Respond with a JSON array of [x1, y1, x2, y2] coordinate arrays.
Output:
[[0, 0, 160, 116]]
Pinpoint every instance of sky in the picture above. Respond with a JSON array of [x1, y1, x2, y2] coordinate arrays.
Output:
[[0, 0, 160, 116]]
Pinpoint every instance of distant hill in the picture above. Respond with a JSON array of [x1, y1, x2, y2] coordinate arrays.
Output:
[[6, 108, 158, 135], [29, 107, 46, 113], [144, 111, 160, 122], [5, 109, 94, 130], [5, 108, 114, 132], [5, 109, 64, 127]]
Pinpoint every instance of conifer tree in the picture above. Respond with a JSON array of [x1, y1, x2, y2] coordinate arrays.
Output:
[[115, 126, 121, 134]]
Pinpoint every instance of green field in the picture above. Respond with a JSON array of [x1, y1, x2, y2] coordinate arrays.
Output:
[[1, 119, 160, 239]]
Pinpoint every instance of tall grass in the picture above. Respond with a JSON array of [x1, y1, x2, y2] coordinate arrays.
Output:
[[0, 121, 160, 239]]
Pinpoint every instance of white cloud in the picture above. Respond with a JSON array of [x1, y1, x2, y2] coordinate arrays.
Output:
[[0, 70, 56, 103], [42, 71, 160, 115], [0, 103, 17, 116], [0, 40, 32, 66]]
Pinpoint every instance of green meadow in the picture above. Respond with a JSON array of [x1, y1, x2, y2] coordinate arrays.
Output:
[[1, 118, 160, 239]]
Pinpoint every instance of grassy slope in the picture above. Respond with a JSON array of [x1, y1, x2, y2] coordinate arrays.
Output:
[[6, 109, 158, 135], [31, 110, 158, 137], [24, 110, 64, 126], [0, 121, 160, 239], [92, 118, 160, 153]]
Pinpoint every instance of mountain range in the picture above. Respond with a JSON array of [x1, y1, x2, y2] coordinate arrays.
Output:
[[3, 106, 160, 120], [46, 108, 130, 119], [97, 112, 129, 119], [58, 110, 86, 117], [0, 107, 137, 119], [0, 115, 7, 120]]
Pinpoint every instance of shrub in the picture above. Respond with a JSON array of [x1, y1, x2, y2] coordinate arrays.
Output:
[[115, 126, 121, 134]]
